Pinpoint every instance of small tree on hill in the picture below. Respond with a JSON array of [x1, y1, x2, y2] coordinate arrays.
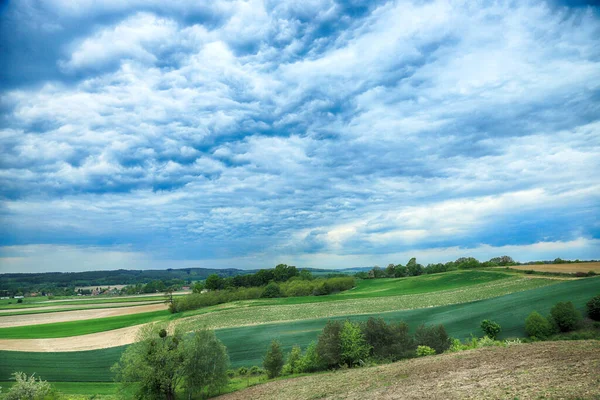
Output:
[[340, 320, 371, 367], [263, 340, 284, 379], [480, 320, 501, 339], [586, 294, 600, 321], [550, 301, 581, 332], [415, 324, 451, 354], [5, 372, 51, 400], [525, 311, 552, 339], [316, 320, 343, 367]]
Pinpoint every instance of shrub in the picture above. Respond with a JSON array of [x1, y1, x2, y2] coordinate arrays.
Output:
[[296, 341, 324, 373], [237, 367, 248, 376], [261, 282, 282, 298], [416, 346, 436, 356], [316, 320, 343, 368], [340, 320, 371, 367], [282, 345, 302, 375], [249, 366, 263, 376], [17, 299, 23, 304], [226, 369, 236, 378], [360, 317, 415, 360], [263, 340, 284, 379], [586, 294, 600, 321], [477, 336, 503, 347], [414, 324, 451, 354], [550, 301, 581, 332], [447, 338, 465, 353], [504, 338, 522, 346], [525, 311, 552, 339], [5, 372, 51, 400], [480, 320, 501, 339]]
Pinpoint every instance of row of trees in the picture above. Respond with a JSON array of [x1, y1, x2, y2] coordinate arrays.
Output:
[[198, 264, 307, 292], [170, 277, 355, 313], [358, 256, 517, 279], [262, 318, 451, 378]]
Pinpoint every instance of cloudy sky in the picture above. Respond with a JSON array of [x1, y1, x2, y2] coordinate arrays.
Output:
[[1, 0, 599, 273]]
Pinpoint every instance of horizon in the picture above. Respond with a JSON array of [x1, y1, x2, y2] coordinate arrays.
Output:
[[1, 0, 600, 274]]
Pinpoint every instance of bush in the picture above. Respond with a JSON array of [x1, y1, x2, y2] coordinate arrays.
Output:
[[263, 340, 284, 379], [340, 321, 371, 367], [586, 294, 600, 321], [416, 346, 436, 356], [477, 336, 503, 347], [249, 366, 263, 376], [480, 320, 501, 339], [282, 345, 302, 375], [414, 324, 451, 354], [360, 317, 415, 360], [5, 372, 51, 400], [261, 282, 282, 298], [550, 301, 581, 332], [525, 311, 552, 339], [226, 369, 236, 378], [237, 367, 248, 376], [316, 320, 343, 368], [17, 299, 23, 304], [296, 341, 324, 373]]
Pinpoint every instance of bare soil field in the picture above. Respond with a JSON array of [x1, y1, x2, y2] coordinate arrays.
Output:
[[0, 303, 167, 328], [0, 325, 143, 351], [217, 341, 600, 400], [511, 261, 600, 273]]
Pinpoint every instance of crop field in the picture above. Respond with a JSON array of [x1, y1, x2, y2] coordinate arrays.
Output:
[[0, 271, 556, 341], [0, 293, 186, 310], [510, 261, 600, 273], [1, 275, 597, 382]]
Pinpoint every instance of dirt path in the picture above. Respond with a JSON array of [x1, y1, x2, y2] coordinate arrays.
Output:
[[216, 341, 600, 400], [0, 325, 144, 351], [0, 303, 168, 328]]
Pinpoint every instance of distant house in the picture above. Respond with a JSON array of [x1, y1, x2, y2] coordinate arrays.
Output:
[[181, 286, 190, 291]]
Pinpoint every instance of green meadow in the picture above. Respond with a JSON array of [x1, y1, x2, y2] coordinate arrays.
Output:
[[1, 276, 597, 382]]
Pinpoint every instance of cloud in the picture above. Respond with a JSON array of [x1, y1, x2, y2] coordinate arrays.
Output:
[[1, 0, 599, 272]]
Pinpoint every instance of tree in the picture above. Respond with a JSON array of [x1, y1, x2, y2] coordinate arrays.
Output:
[[296, 341, 324, 373], [361, 317, 415, 361], [406, 258, 424, 276], [480, 320, 501, 339], [182, 329, 229, 398], [385, 264, 396, 278], [340, 320, 371, 367], [261, 281, 282, 298], [550, 301, 581, 332], [316, 320, 343, 368], [282, 345, 302, 375], [112, 324, 229, 400], [525, 311, 552, 339], [205, 274, 224, 291], [414, 324, 451, 354], [192, 282, 205, 294], [5, 372, 51, 400], [263, 340, 284, 379], [587, 294, 600, 321]]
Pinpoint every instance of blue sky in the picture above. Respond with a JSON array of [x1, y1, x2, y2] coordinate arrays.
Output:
[[0, 0, 599, 273]]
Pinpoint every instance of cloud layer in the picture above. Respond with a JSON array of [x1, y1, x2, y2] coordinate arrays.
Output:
[[1, 0, 599, 272]]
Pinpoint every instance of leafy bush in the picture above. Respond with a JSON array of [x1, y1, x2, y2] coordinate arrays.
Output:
[[16, 299, 23, 304], [261, 282, 282, 298], [263, 340, 284, 379], [414, 324, 451, 354], [237, 367, 248, 376], [282, 345, 302, 375], [480, 319, 501, 339], [249, 366, 263, 376], [5, 372, 51, 400], [296, 341, 324, 373], [525, 311, 552, 339], [586, 294, 600, 321], [477, 336, 503, 348], [504, 338, 522, 346], [416, 346, 436, 356], [226, 369, 236, 378], [340, 321, 371, 367], [360, 317, 415, 360], [550, 301, 581, 332], [316, 320, 344, 368]]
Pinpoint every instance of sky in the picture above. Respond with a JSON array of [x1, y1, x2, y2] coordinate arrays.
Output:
[[0, 0, 599, 273]]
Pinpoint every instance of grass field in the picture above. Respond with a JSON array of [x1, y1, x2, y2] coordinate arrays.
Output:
[[1, 276, 597, 382], [0, 272, 556, 339], [510, 261, 600, 273]]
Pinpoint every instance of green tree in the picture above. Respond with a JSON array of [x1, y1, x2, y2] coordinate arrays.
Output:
[[550, 301, 581, 332], [587, 294, 600, 321], [282, 345, 302, 375], [5, 372, 51, 400], [414, 324, 451, 354], [340, 320, 371, 367], [406, 258, 424, 276], [261, 281, 282, 298], [525, 311, 552, 339], [296, 341, 324, 373], [316, 320, 343, 368], [205, 274, 224, 291], [182, 329, 229, 398], [361, 317, 415, 361], [263, 340, 284, 379], [480, 320, 501, 339]]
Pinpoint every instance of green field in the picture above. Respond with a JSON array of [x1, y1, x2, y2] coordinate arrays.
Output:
[[0, 294, 185, 310], [1, 276, 597, 382], [0, 271, 557, 339]]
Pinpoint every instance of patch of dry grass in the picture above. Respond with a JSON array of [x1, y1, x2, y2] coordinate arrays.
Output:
[[511, 262, 600, 273]]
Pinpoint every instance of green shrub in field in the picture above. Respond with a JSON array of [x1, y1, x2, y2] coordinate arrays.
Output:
[[296, 341, 324, 373], [249, 366, 263, 376], [525, 311, 552, 339], [237, 367, 248, 376], [504, 338, 522, 346], [477, 336, 504, 347], [414, 324, 451, 354], [316, 320, 344, 368], [360, 317, 415, 360], [5, 372, 51, 400], [226, 369, 236, 378], [282, 345, 302, 375], [550, 301, 581, 332], [340, 320, 371, 367], [263, 340, 284, 379], [447, 338, 465, 353], [416, 345, 436, 356], [261, 282, 282, 298], [480, 319, 501, 339], [586, 294, 600, 321]]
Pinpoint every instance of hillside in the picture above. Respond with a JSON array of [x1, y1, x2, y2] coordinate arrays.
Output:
[[216, 341, 600, 400]]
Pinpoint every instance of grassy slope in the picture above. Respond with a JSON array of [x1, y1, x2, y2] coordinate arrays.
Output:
[[0, 271, 553, 339], [1, 276, 597, 382]]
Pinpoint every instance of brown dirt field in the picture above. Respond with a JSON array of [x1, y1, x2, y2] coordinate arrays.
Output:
[[0, 325, 143, 351], [511, 262, 600, 273], [0, 301, 162, 313], [216, 341, 600, 400], [0, 303, 168, 328]]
